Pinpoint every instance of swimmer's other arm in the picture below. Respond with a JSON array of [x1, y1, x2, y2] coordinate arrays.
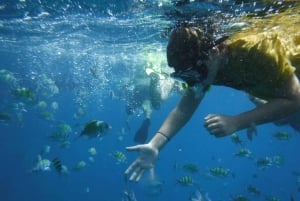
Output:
[[149, 88, 202, 150]]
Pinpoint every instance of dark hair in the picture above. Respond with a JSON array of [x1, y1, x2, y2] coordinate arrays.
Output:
[[166, 26, 214, 71]]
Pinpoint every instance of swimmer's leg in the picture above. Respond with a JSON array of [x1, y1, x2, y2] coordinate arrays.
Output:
[[134, 117, 151, 144]]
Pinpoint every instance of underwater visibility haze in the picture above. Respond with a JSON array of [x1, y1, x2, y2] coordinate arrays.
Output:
[[0, 0, 300, 201]]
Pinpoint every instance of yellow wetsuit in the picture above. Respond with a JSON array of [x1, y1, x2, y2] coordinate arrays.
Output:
[[214, 6, 300, 99]]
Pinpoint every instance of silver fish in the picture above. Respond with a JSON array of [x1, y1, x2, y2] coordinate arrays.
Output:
[[31, 155, 51, 172]]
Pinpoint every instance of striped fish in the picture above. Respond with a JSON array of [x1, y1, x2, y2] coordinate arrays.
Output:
[[176, 175, 194, 186]]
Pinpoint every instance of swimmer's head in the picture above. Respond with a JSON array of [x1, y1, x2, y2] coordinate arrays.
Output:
[[167, 27, 213, 72], [167, 26, 228, 87]]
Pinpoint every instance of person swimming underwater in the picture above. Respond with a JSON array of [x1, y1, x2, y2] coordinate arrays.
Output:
[[125, 52, 182, 144], [125, 72, 162, 144], [125, 9, 300, 181]]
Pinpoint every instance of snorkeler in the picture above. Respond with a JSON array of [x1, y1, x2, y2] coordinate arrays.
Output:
[[125, 73, 161, 144], [125, 8, 300, 181], [125, 53, 181, 144]]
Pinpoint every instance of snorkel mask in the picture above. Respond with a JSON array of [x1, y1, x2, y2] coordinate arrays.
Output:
[[170, 60, 207, 87], [169, 35, 228, 88]]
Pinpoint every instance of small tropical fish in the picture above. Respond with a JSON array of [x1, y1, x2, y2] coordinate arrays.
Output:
[[31, 155, 51, 172], [38, 110, 54, 121], [273, 131, 291, 140], [58, 123, 72, 134], [183, 163, 199, 174], [51, 101, 59, 110], [176, 175, 194, 186], [209, 167, 230, 177], [230, 133, 243, 145], [256, 157, 272, 169], [73, 160, 86, 171], [247, 185, 260, 195], [113, 151, 127, 163], [234, 148, 252, 158], [52, 157, 62, 173], [12, 87, 36, 102], [88, 147, 97, 156], [37, 101, 47, 110], [0, 69, 17, 84], [49, 123, 72, 143], [79, 120, 111, 139]]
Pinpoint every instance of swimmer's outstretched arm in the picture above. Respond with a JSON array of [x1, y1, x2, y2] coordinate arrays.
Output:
[[205, 74, 300, 137], [238, 75, 300, 127], [150, 88, 202, 149], [125, 75, 300, 181], [125, 88, 202, 181]]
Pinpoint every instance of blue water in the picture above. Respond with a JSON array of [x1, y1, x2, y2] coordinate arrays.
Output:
[[1, 1, 299, 201]]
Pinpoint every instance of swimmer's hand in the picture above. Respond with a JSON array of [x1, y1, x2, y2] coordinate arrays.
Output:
[[125, 143, 158, 182], [204, 114, 238, 137]]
